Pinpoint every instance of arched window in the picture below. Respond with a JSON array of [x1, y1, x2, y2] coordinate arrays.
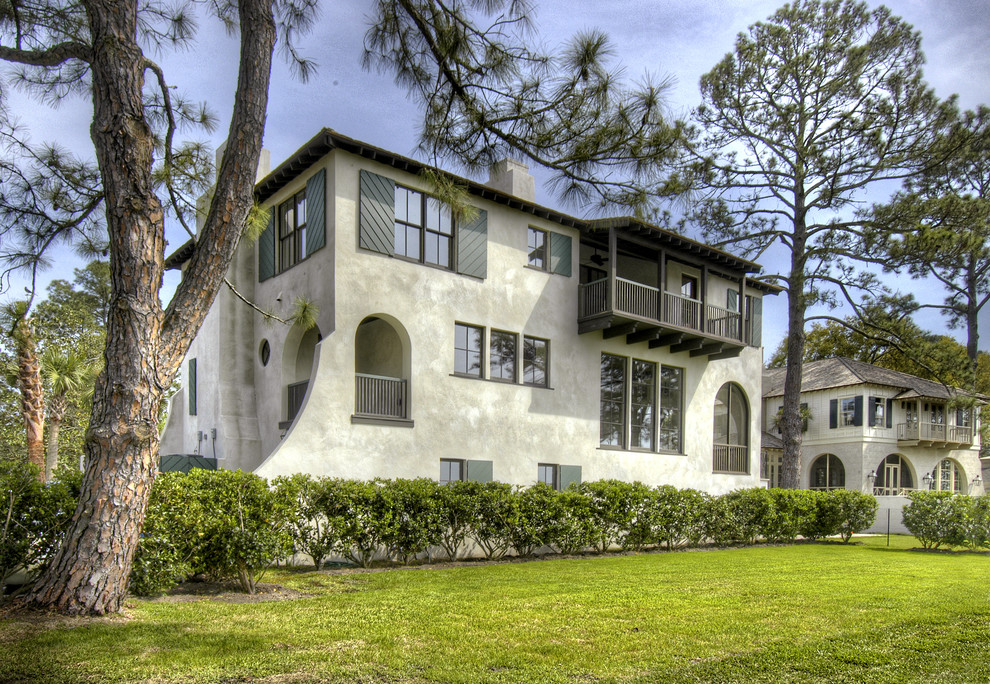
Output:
[[713, 382, 749, 474], [933, 459, 963, 493], [354, 315, 412, 424], [873, 454, 914, 496], [810, 454, 845, 491]]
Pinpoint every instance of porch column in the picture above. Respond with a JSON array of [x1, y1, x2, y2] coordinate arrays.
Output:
[[607, 227, 617, 313]]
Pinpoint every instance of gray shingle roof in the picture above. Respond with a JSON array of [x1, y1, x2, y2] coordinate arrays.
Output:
[[762, 357, 980, 401]]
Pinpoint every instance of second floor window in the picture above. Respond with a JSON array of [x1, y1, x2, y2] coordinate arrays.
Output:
[[278, 189, 307, 271], [395, 185, 453, 268], [454, 323, 483, 377], [490, 330, 517, 382], [528, 227, 547, 269], [840, 397, 857, 426]]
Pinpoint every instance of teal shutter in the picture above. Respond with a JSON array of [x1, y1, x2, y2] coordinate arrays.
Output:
[[258, 210, 275, 281], [559, 465, 581, 490], [549, 231, 572, 276], [305, 168, 326, 255], [359, 170, 395, 255], [188, 358, 197, 416], [457, 209, 487, 278], [466, 459, 493, 483], [750, 297, 763, 347]]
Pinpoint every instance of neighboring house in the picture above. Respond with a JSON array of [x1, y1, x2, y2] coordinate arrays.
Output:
[[160, 128, 779, 493], [762, 357, 985, 532]]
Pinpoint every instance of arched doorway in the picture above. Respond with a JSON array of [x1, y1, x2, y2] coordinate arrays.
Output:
[[873, 454, 914, 496], [354, 315, 411, 421], [280, 324, 321, 429], [713, 382, 749, 474]]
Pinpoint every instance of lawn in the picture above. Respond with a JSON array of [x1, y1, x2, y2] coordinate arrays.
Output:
[[3, 536, 989, 683]]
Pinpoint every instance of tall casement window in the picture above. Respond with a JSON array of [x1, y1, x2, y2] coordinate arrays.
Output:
[[454, 323, 483, 377], [713, 382, 749, 473], [489, 330, 517, 382], [956, 407, 971, 427], [394, 185, 453, 268], [810, 454, 845, 490], [600, 354, 626, 447], [630, 360, 657, 450], [600, 354, 683, 452], [528, 227, 547, 269], [659, 366, 683, 452], [522, 335, 548, 387], [829, 396, 863, 428], [934, 458, 963, 492], [278, 189, 307, 272]]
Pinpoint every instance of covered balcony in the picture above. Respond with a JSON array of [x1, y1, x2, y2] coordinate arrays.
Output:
[[577, 221, 770, 359], [897, 421, 973, 447]]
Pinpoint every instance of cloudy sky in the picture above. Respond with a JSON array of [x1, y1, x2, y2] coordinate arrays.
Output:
[[6, 0, 990, 354]]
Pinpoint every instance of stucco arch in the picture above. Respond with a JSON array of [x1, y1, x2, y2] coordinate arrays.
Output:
[[809, 453, 845, 490], [872, 453, 916, 496], [930, 457, 967, 494], [280, 324, 322, 424], [354, 314, 412, 419], [713, 382, 749, 474]]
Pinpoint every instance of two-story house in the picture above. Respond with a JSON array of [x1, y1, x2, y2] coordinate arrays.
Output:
[[762, 357, 985, 532], [159, 128, 779, 492]]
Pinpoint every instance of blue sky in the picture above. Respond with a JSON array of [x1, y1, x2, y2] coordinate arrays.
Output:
[[4, 0, 989, 354]]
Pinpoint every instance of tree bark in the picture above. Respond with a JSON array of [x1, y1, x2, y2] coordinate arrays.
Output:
[[16, 317, 45, 480], [25, 0, 276, 615], [45, 409, 63, 481], [779, 185, 808, 490]]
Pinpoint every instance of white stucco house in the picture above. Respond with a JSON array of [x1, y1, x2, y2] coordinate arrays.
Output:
[[762, 357, 985, 532], [160, 128, 780, 493]]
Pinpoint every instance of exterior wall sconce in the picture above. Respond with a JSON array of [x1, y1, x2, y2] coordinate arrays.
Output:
[[972, 475, 983, 490], [922, 473, 933, 490], [867, 470, 876, 487]]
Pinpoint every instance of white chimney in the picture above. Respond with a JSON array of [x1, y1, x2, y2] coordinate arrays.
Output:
[[487, 158, 535, 202]]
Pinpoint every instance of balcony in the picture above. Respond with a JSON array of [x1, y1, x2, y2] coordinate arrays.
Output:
[[896, 422, 973, 447], [713, 444, 748, 474], [355, 373, 409, 421], [579, 277, 748, 358]]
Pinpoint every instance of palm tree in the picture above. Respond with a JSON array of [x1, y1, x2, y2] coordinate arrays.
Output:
[[2, 302, 45, 479], [42, 348, 99, 480]]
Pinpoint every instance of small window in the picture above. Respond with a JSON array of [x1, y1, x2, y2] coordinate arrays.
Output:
[[528, 227, 547, 270], [278, 189, 307, 272], [490, 330, 517, 382], [260, 339, 271, 367], [523, 336, 549, 387], [840, 397, 857, 426], [726, 289, 739, 313], [538, 463, 559, 490], [454, 323, 484, 377], [440, 459, 465, 484], [681, 274, 698, 300], [957, 408, 971, 428]]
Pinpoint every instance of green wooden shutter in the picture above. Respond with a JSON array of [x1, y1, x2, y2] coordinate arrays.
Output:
[[457, 209, 488, 278], [466, 459, 493, 483], [359, 170, 395, 255], [549, 231, 572, 276], [559, 465, 582, 490], [258, 210, 275, 281], [188, 358, 197, 416], [750, 297, 763, 347], [305, 168, 326, 255]]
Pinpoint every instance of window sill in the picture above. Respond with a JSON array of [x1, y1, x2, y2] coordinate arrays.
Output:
[[597, 446, 684, 456], [351, 415, 415, 428], [449, 373, 553, 390]]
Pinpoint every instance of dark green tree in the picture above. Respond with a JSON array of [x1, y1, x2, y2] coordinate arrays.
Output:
[[869, 105, 990, 382], [1, 1, 684, 615], [692, 0, 951, 488]]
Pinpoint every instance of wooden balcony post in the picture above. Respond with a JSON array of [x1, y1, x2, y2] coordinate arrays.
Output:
[[607, 228, 617, 313]]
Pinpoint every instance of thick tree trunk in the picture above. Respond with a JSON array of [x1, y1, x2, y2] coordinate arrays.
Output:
[[45, 410, 63, 481], [779, 194, 808, 490], [965, 260, 980, 386], [25, 0, 276, 615], [16, 319, 45, 480]]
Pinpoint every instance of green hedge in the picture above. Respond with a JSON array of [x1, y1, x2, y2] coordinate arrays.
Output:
[[126, 471, 884, 595], [903, 491, 990, 549]]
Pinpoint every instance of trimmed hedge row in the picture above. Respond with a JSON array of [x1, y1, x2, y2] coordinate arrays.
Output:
[[903, 491, 990, 549], [130, 472, 880, 596]]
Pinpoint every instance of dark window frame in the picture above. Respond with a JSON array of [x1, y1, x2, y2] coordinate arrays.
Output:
[[659, 365, 683, 453], [630, 358, 657, 451], [277, 189, 307, 272], [538, 463, 559, 490], [440, 458, 465, 485], [454, 322, 484, 378], [394, 184, 454, 269], [527, 227, 548, 271], [489, 329, 517, 383], [522, 335, 549, 388]]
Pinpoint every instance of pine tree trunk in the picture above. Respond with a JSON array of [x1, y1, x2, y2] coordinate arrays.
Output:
[[45, 413, 62, 482], [16, 319, 45, 480], [25, 0, 276, 615], [779, 191, 808, 490]]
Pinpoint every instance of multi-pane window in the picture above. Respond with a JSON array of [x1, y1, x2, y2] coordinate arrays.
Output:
[[538, 463, 559, 490], [440, 459, 464, 484], [810, 454, 845, 490], [278, 189, 307, 272], [490, 330, 517, 382], [395, 186, 453, 268], [523, 336, 548, 387], [454, 323, 483, 377], [659, 366, 683, 452], [713, 383, 748, 448], [600, 354, 627, 447], [528, 227, 547, 270], [935, 458, 962, 492], [630, 360, 656, 450], [840, 397, 857, 426], [956, 407, 971, 427], [681, 274, 698, 299], [869, 396, 885, 426]]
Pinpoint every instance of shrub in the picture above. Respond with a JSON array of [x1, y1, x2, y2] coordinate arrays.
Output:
[[653, 485, 707, 550], [384, 478, 445, 564], [620, 483, 658, 551], [510, 483, 559, 556], [321, 479, 397, 568], [435, 480, 476, 561], [723, 488, 778, 544], [767, 489, 817, 542], [699, 493, 742, 547], [800, 491, 843, 541], [903, 491, 955, 549], [580, 480, 636, 552], [548, 488, 596, 554], [832, 490, 878, 543], [470, 481, 516, 560], [0, 461, 79, 592], [966, 496, 990, 549], [272, 473, 338, 569]]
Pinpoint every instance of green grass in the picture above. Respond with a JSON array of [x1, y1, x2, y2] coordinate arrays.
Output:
[[4, 536, 990, 683]]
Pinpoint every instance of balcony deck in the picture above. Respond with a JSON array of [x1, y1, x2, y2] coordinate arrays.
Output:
[[579, 277, 748, 358], [896, 422, 973, 447]]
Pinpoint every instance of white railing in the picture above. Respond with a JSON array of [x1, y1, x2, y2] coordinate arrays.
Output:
[[897, 423, 972, 443], [873, 486, 921, 497], [713, 443, 748, 474], [661, 291, 701, 331], [355, 373, 407, 419]]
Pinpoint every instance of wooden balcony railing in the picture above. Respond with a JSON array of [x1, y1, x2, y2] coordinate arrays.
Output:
[[661, 291, 701, 330], [616, 277, 659, 319], [355, 373, 408, 419], [713, 443, 748, 474], [897, 422, 973, 444], [705, 304, 742, 340]]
